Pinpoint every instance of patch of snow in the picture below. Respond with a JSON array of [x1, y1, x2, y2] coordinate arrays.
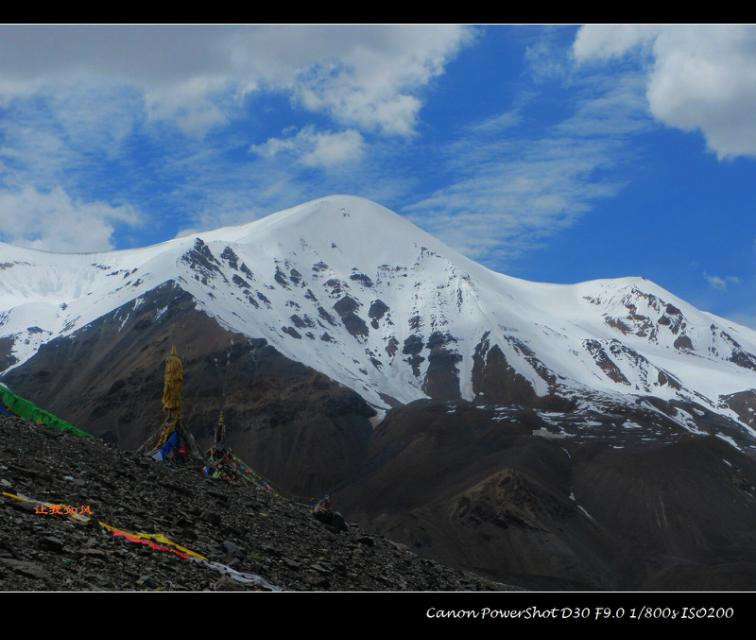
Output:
[[715, 433, 742, 451], [532, 428, 570, 440], [577, 505, 596, 522]]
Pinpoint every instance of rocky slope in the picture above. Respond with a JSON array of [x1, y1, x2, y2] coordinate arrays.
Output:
[[336, 399, 756, 590], [0, 414, 513, 591]]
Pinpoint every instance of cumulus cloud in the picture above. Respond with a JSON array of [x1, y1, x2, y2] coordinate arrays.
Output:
[[0, 25, 474, 137], [249, 127, 365, 168], [0, 186, 142, 252], [574, 25, 756, 159]]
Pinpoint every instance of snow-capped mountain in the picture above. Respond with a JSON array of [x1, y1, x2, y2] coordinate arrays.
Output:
[[1, 195, 755, 438]]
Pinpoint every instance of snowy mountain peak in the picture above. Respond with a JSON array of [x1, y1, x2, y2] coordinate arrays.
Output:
[[1, 195, 755, 442]]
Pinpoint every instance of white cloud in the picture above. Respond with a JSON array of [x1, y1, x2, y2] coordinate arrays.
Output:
[[405, 141, 624, 260], [0, 25, 474, 137], [249, 127, 365, 169], [574, 25, 756, 159], [0, 185, 142, 252], [525, 28, 572, 81], [0, 26, 471, 249], [573, 25, 660, 62], [169, 162, 416, 242], [465, 110, 523, 135], [0, 84, 149, 196], [704, 272, 742, 291], [404, 73, 647, 262], [46, 85, 145, 155], [556, 72, 652, 137]]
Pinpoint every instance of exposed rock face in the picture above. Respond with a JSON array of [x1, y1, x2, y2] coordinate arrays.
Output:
[[181, 238, 226, 285], [584, 339, 631, 385], [1, 282, 375, 497], [290, 315, 315, 330], [220, 246, 239, 270], [605, 317, 631, 334], [720, 331, 756, 371], [402, 335, 425, 378], [317, 306, 337, 327], [232, 274, 251, 291], [385, 337, 399, 359], [472, 333, 537, 405], [422, 332, 462, 400], [274, 265, 290, 288], [332, 296, 368, 340], [281, 326, 301, 339], [723, 389, 756, 431], [368, 300, 389, 329], [0, 336, 17, 371], [349, 273, 373, 288]]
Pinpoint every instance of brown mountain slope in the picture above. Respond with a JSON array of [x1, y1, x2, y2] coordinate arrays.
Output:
[[1, 281, 374, 498], [335, 399, 756, 590]]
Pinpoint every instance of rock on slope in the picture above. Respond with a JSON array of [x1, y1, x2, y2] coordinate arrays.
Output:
[[0, 415, 513, 591]]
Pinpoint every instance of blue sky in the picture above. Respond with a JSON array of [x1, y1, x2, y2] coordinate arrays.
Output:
[[0, 25, 754, 327]]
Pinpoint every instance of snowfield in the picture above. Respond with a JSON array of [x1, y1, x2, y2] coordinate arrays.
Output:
[[1, 195, 755, 427]]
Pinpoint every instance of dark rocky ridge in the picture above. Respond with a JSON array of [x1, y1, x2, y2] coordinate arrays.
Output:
[[0, 414, 512, 591], [181, 238, 227, 286]]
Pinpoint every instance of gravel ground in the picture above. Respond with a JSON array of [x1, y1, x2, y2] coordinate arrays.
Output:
[[0, 415, 516, 591]]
